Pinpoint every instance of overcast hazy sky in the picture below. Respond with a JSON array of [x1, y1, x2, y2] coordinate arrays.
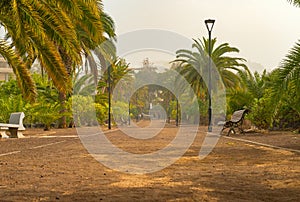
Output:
[[102, 0, 300, 72], [1, 1, 299, 72]]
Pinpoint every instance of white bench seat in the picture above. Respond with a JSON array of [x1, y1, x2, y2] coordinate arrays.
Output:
[[0, 112, 26, 138]]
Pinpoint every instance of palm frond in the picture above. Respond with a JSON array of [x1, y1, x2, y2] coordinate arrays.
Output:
[[287, 0, 300, 7], [0, 40, 36, 101]]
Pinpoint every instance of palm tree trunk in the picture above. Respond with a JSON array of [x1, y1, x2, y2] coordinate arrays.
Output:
[[58, 48, 73, 128], [87, 54, 98, 85], [58, 91, 67, 128], [98, 53, 107, 75]]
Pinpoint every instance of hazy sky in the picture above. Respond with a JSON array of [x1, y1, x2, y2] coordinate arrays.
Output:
[[102, 0, 300, 72], [1, 1, 299, 72]]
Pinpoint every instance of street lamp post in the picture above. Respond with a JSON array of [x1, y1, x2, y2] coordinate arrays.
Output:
[[205, 19, 215, 132], [128, 100, 131, 125], [108, 64, 111, 130], [176, 98, 179, 127]]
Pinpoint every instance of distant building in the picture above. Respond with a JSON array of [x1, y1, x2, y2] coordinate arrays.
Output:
[[0, 56, 13, 81], [130, 58, 158, 72]]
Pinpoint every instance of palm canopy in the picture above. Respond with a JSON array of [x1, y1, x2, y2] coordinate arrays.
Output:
[[173, 37, 248, 94], [85, 10, 116, 82], [201, 37, 248, 88], [279, 40, 300, 91], [0, 0, 81, 100], [0, 40, 35, 101], [0, 0, 109, 101], [273, 40, 300, 101]]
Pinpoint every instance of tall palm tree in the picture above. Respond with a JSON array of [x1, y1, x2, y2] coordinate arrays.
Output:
[[201, 37, 248, 88], [56, 0, 106, 127], [1, 0, 114, 127], [174, 37, 248, 93], [0, 0, 82, 100]]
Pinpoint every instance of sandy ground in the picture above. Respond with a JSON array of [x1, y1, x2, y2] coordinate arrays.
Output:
[[0, 121, 299, 201]]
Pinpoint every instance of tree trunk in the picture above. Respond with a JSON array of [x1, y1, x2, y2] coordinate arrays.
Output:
[[58, 47, 73, 128], [58, 91, 67, 128]]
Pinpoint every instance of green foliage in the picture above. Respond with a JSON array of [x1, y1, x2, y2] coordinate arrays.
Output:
[[0, 80, 25, 122], [226, 70, 270, 115], [95, 103, 108, 124], [247, 95, 274, 129], [30, 102, 63, 130], [112, 101, 129, 123], [73, 72, 95, 96], [0, 95, 25, 122], [71, 95, 98, 126], [288, 0, 300, 7], [174, 37, 248, 93], [272, 41, 300, 115]]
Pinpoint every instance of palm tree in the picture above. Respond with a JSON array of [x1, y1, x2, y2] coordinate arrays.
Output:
[[174, 37, 248, 93], [54, 1, 115, 127], [85, 11, 116, 82], [0, 0, 82, 100], [1, 0, 114, 127], [56, 0, 106, 127], [201, 37, 248, 89], [272, 40, 300, 116], [99, 58, 133, 94]]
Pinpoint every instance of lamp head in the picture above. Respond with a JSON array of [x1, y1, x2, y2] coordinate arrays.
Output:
[[205, 19, 215, 32]]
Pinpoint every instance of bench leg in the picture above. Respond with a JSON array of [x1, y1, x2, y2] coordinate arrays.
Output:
[[227, 127, 236, 136], [0, 131, 9, 138], [238, 127, 244, 135], [17, 131, 25, 138], [8, 128, 18, 138], [220, 127, 225, 135]]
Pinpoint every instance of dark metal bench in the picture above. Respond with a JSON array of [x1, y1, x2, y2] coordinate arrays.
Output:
[[220, 109, 249, 136]]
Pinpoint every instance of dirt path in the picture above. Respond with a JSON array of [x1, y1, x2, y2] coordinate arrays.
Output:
[[0, 126, 299, 201]]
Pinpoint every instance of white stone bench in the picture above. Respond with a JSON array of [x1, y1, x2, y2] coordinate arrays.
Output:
[[0, 112, 26, 138]]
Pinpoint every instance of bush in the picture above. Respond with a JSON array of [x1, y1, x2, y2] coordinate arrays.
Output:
[[248, 96, 274, 129]]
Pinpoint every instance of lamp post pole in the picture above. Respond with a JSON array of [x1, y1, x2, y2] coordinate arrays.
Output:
[[128, 100, 131, 125], [176, 98, 179, 127], [205, 19, 215, 132], [108, 64, 111, 130]]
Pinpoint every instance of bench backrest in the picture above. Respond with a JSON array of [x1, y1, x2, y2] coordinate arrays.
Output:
[[230, 109, 248, 123], [9, 112, 25, 130]]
